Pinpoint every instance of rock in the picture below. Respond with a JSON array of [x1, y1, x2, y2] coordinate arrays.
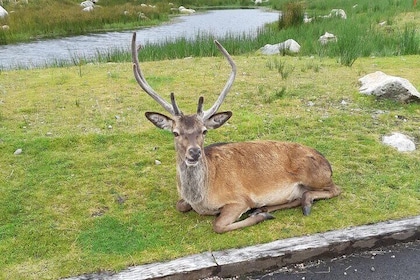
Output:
[[260, 39, 301, 55], [359, 71, 420, 103], [82, 6, 94, 12], [382, 132, 416, 152], [318, 32, 337, 45], [330, 9, 347, 19], [178, 6, 195, 14], [0, 5, 8, 18], [155, 159, 162, 165], [319, 9, 347, 20], [14, 148, 22, 155], [80, 1, 94, 8]]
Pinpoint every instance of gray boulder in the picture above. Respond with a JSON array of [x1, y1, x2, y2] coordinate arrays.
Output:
[[0, 5, 8, 18], [382, 132, 416, 152], [359, 71, 420, 103], [260, 39, 301, 55], [318, 32, 337, 45]]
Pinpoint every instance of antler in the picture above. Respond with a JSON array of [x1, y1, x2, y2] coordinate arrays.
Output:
[[132, 32, 176, 115], [201, 40, 237, 120], [132, 32, 236, 119]]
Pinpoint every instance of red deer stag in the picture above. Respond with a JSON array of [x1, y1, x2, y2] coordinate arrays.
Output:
[[131, 32, 341, 233]]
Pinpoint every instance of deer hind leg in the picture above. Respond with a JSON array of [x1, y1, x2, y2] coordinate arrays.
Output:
[[213, 203, 274, 233], [301, 183, 341, 216]]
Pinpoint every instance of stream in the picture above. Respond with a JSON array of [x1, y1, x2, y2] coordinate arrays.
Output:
[[0, 9, 279, 69]]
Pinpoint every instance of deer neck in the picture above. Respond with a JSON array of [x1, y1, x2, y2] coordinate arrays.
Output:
[[176, 155, 208, 205]]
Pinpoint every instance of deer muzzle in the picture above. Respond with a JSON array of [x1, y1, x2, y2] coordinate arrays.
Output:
[[186, 147, 202, 166]]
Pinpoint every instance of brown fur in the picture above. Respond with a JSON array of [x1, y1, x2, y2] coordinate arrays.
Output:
[[147, 112, 341, 233]]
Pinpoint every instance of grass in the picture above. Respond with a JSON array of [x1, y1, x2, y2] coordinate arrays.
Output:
[[0, 0, 419, 279], [1, 54, 419, 279]]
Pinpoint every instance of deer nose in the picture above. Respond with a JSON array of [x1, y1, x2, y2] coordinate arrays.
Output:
[[188, 147, 201, 160]]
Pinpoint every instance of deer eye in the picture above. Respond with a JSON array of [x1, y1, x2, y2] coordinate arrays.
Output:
[[202, 129, 208, 136], [173, 131, 180, 137]]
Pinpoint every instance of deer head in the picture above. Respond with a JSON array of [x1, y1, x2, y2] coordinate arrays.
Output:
[[132, 32, 236, 166]]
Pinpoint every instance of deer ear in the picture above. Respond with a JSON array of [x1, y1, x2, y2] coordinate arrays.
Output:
[[204, 111, 232, 129], [145, 112, 173, 131]]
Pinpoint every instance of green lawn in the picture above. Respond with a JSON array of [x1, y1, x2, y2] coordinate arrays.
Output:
[[0, 54, 419, 279]]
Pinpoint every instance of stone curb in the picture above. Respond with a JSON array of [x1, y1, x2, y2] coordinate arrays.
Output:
[[66, 215, 420, 280]]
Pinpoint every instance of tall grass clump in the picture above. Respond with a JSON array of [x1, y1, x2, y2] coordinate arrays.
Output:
[[278, 1, 304, 30], [398, 25, 420, 55]]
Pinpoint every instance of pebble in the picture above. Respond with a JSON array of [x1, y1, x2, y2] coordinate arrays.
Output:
[[14, 148, 22, 155], [155, 159, 162, 165]]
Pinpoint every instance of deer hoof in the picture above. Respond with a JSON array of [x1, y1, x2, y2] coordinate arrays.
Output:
[[303, 205, 312, 216], [176, 199, 192, 212], [263, 212, 275, 220]]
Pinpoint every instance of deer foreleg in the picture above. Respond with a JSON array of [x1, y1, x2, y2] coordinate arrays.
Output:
[[213, 203, 274, 233], [301, 184, 341, 215], [250, 199, 302, 215]]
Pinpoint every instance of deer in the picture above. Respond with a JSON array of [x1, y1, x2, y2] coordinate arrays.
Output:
[[131, 32, 341, 233]]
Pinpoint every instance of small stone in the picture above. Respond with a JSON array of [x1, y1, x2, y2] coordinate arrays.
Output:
[[108, 125, 113, 129], [155, 159, 161, 165], [46, 132, 53, 137], [14, 148, 22, 155], [371, 267, 376, 272]]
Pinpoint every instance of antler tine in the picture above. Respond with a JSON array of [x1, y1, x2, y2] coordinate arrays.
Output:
[[202, 40, 237, 120], [170, 92, 182, 116], [131, 32, 175, 115], [197, 96, 204, 115]]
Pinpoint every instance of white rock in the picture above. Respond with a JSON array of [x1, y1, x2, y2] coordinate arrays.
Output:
[[82, 6, 94, 12], [178, 6, 195, 14], [359, 71, 420, 103], [330, 9, 347, 19], [319, 32, 337, 45], [155, 159, 162, 165], [260, 39, 301, 55], [80, 1, 94, 8], [382, 133, 415, 152], [14, 148, 22, 155], [0, 5, 8, 18]]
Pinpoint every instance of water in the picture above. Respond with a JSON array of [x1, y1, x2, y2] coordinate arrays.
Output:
[[0, 9, 279, 69]]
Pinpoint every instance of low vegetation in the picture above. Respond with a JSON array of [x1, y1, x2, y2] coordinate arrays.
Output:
[[1, 54, 419, 280], [0, 0, 419, 279]]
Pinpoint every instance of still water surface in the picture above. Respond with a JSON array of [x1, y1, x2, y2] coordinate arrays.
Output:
[[0, 9, 279, 69]]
